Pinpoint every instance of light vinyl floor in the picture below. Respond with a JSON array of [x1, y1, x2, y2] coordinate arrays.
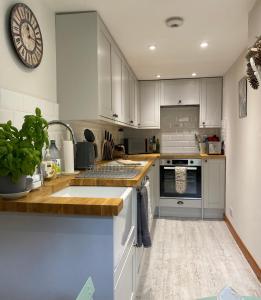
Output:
[[136, 219, 261, 300]]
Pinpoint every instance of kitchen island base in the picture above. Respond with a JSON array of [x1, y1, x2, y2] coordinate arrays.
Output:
[[0, 187, 137, 300]]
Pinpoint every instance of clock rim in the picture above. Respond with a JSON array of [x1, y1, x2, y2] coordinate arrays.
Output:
[[9, 2, 43, 69]]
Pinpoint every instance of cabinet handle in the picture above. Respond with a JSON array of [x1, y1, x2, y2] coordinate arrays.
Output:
[[130, 120, 134, 124], [177, 200, 184, 205], [138, 123, 141, 126], [112, 113, 118, 118], [205, 160, 208, 163], [202, 122, 205, 125], [178, 100, 182, 104]]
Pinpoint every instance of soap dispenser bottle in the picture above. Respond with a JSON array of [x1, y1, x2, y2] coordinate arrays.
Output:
[[49, 140, 62, 175]]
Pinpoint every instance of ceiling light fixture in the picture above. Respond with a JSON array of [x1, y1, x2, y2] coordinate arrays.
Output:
[[165, 16, 184, 28], [156, 74, 161, 78], [200, 41, 208, 48], [149, 45, 156, 51], [192, 73, 197, 77]]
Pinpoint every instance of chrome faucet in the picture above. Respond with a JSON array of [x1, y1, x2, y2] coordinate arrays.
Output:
[[47, 120, 77, 145]]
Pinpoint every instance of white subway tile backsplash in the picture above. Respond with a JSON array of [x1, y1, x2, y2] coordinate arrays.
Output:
[[125, 106, 220, 154], [0, 88, 59, 129], [160, 107, 199, 153], [13, 111, 26, 129], [161, 140, 196, 147], [0, 109, 14, 123]]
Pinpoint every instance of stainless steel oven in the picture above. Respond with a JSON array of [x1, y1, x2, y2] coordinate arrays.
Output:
[[160, 159, 202, 199]]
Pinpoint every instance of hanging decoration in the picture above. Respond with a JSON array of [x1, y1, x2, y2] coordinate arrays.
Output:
[[245, 36, 261, 90]]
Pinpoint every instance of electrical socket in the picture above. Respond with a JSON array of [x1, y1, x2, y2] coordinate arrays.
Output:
[[229, 207, 233, 218]]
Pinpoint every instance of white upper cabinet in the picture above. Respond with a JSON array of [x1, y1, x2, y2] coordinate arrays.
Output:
[[134, 80, 140, 127], [98, 31, 112, 119], [111, 46, 122, 121], [200, 77, 222, 128], [121, 63, 130, 124], [161, 79, 200, 106], [129, 73, 136, 127], [56, 12, 138, 126], [139, 81, 160, 128]]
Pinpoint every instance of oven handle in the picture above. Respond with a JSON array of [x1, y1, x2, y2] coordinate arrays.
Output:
[[163, 166, 198, 170]]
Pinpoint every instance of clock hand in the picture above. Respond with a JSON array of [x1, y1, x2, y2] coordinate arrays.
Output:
[[28, 35, 36, 42]]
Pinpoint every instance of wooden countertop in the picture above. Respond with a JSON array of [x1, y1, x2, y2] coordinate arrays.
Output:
[[160, 153, 226, 159], [0, 158, 157, 217], [125, 154, 160, 160], [0, 153, 224, 217], [70, 159, 156, 187], [125, 153, 225, 159]]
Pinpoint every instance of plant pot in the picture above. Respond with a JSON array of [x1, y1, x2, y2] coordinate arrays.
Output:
[[0, 175, 27, 194]]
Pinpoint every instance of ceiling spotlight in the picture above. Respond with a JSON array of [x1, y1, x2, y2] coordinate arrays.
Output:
[[149, 45, 156, 51], [165, 16, 184, 28], [200, 41, 208, 48], [156, 74, 161, 78], [192, 73, 197, 77]]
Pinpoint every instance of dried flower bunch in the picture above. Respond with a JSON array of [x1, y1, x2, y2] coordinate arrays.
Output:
[[245, 36, 261, 89]]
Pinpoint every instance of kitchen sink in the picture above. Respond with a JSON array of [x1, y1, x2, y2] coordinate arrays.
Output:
[[51, 186, 132, 198]]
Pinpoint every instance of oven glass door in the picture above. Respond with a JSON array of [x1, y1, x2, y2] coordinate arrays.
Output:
[[160, 166, 201, 198]]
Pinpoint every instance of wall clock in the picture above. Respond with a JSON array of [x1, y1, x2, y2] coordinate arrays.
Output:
[[9, 3, 43, 68]]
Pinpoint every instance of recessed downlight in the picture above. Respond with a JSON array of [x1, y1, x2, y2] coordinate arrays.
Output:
[[200, 41, 208, 48], [192, 72, 197, 77], [149, 45, 156, 51], [156, 74, 161, 78]]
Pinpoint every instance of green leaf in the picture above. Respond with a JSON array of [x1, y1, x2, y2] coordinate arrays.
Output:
[[0, 108, 49, 182], [35, 107, 41, 117]]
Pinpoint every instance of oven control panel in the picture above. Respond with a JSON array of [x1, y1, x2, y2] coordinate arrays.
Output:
[[160, 159, 201, 166]]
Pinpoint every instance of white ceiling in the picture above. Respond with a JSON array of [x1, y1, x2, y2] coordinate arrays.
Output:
[[45, 0, 255, 80]]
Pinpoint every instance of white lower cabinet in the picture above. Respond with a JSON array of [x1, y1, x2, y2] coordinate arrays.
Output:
[[147, 159, 160, 217], [113, 187, 136, 299], [114, 245, 135, 300], [203, 159, 225, 218]]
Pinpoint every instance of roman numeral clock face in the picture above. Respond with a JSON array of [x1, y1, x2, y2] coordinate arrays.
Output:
[[10, 3, 43, 68]]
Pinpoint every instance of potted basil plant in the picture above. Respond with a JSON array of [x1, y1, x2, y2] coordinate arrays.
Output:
[[0, 108, 49, 194]]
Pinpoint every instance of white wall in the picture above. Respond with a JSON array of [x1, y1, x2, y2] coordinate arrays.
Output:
[[0, 0, 56, 102], [223, 1, 261, 267], [0, 1, 60, 141]]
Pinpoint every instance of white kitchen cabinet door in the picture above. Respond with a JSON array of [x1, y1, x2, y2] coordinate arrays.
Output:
[[200, 77, 222, 128], [135, 80, 140, 127], [161, 79, 200, 106], [139, 81, 160, 128], [98, 30, 113, 119], [114, 245, 135, 300], [129, 73, 136, 127], [122, 63, 130, 124], [203, 159, 225, 209], [153, 159, 160, 211], [111, 46, 122, 121]]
